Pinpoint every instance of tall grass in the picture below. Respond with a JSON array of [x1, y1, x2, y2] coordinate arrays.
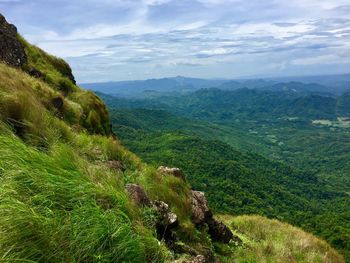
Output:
[[0, 126, 170, 262], [218, 215, 345, 263]]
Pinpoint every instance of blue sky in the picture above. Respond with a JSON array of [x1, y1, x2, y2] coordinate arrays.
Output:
[[1, 0, 350, 82]]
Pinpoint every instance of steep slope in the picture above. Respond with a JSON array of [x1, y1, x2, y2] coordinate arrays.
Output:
[[0, 14, 345, 263], [0, 15, 225, 262]]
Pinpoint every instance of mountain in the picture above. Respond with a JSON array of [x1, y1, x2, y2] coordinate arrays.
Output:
[[83, 74, 350, 99], [0, 14, 346, 262], [81, 76, 227, 98], [268, 74, 350, 95]]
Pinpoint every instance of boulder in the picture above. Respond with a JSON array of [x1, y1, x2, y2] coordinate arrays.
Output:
[[206, 217, 235, 244], [51, 96, 64, 111], [0, 14, 27, 67], [190, 190, 241, 245], [191, 190, 210, 225], [153, 200, 178, 227], [157, 166, 186, 181], [153, 200, 179, 244], [125, 184, 151, 207], [28, 67, 44, 79]]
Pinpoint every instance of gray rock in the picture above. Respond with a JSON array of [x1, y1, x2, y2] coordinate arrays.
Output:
[[153, 200, 178, 227], [206, 217, 236, 244], [190, 190, 241, 245], [157, 166, 186, 181], [191, 190, 210, 225], [125, 184, 151, 207], [0, 14, 27, 67], [153, 200, 179, 244]]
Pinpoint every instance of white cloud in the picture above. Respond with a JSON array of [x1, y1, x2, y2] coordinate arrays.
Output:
[[2, 0, 349, 81]]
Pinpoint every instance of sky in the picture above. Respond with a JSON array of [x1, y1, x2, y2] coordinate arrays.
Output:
[[1, 0, 350, 82]]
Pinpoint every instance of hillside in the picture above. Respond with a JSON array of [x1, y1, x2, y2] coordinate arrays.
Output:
[[103, 91, 350, 260], [0, 14, 345, 263]]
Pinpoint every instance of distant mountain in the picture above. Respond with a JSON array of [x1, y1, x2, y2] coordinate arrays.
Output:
[[82, 74, 350, 98], [140, 88, 341, 121], [81, 76, 227, 97]]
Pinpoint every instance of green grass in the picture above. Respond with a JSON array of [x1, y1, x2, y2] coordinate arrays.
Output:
[[0, 124, 172, 262], [219, 215, 345, 263]]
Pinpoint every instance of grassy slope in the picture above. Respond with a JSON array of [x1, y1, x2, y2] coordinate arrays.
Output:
[[0, 36, 345, 262], [220, 215, 344, 263]]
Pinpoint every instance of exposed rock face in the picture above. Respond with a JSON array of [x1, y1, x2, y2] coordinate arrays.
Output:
[[157, 166, 186, 181], [124, 184, 180, 245], [153, 200, 179, 244], [28, 67, 44, 79], [206, 217, 234, 244], [0, 14, 27, 67], [190, 190, 241, 245], [51, 97, 64, 111], [191, 190, 210, 225], [153, 200, 178, 227], [125, 184, 151, 207]]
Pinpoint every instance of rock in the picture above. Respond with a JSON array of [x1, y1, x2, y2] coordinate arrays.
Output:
[[51, 96, 64, 111], [0, 14, 27, 67], [171, 242, 198, 256], [106, 160, 125, 172], [125, 184, 151, 207], [190, 190, 240, 245], [190, 255, 206, 263], [206, 217, 235, 244], [153, 200, 178, 227], [153, 200, 179, 244], [191, 191, 210, 225], [173, 255, 207, 263], [28, 67, 44, 79], [157, 166, 186, 181]]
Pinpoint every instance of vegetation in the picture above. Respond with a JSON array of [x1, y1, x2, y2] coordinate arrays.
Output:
[[105, 90, 350, 261], [0, 27, 345, 262], [18, 35, 111, 136], [219, 215, 344, 263]]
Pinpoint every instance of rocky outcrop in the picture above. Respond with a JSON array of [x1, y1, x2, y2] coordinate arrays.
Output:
[[125, 184, 151, 207], [190, 190, 241, 245], [191, 190, 210, 225], [28, 67, 45, 79], [153, 200, 179, 245], [0, 14, 27, 67], [124, 184, 179, 245], [157, 166, 186, 181], [51, 97, 64, 111], [206, 216, 234, 244]]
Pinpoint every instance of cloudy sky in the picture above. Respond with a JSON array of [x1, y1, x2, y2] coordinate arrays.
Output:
[[1, 0, 350, 82]]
